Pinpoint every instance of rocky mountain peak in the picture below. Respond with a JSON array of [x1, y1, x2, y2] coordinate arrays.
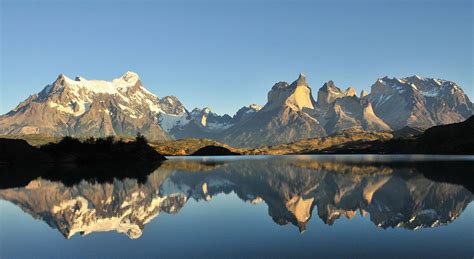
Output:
[[405, 75, 425, 81], [122, 71, 140, 82], [324, 80, 338, 89], [316, 80, 346, 112], [57, 73, 67, 81], [271, 81, 290, 90], [345, 87, 357, 97], [52, 74, 71, 88], [185, 107, 233, 130], [360, 89, 368, 98], [47, 73, 73, 93], [265, 74, 315, 111], [231, 104, 263, 124], [294, 73, 307, 87], [158, 96, 187, 115]]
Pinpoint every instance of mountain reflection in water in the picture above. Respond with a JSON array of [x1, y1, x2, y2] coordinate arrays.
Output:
[[0, 155, 472, 239]]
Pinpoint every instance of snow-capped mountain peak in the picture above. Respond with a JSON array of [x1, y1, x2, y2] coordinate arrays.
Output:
[[52, 71, 141, 96], [0, 72, 190, 140], [122, 71, 140, 82]]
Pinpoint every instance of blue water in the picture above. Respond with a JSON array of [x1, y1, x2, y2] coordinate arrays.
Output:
[[0, 155, 473, 258]]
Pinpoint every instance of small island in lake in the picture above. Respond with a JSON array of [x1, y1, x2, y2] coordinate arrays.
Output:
[[191, 145, 241, 156]]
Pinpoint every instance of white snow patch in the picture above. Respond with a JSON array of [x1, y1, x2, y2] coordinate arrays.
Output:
[[118, 103, 140, 118], [420, 88, 440, 97], [388, 84, 405, 94], [48, 101, 90, 116], [165, 97, 174, 105], [63, 74, 137, 95], [158, 113, 189, 132], [249, 104, 263, 111], [145, 99, 162, 113]]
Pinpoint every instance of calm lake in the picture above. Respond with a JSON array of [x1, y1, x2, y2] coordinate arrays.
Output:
[[1, 155, 473, 258]]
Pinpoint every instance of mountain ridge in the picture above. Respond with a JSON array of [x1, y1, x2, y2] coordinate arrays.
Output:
[[1, 72, 472, 147]]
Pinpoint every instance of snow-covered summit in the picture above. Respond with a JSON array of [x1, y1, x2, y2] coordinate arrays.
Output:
[[53, 71, 142, 95]]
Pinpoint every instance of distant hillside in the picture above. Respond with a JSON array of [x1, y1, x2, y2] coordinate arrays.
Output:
[[147, 130, 392, 156], [316, 116, 474, 154], [246, 129, 393, 155]]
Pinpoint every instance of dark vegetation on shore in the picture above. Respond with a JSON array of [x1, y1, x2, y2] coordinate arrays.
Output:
[[0, 133, 166, 165], [0, 134, 166, 189]]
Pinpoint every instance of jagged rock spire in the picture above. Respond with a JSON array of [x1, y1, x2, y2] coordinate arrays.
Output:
[[345, 87, 357, 97], [295, 73, 307, 86]]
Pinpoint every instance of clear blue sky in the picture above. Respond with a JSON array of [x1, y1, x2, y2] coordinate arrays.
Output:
[[1, 0, 472, 115]]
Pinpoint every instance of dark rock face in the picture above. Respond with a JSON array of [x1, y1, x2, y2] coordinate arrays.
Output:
[[231, 104, 262, 124], [321, 95, 390, 134], [191, 145, 240, 156], [316, 80, 346, 113]]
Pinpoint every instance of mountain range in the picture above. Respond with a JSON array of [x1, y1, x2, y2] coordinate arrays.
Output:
[[1, 72, 472, 147]]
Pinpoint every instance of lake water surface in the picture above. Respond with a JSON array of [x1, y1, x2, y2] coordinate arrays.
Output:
[[1, 155, 473, 258]]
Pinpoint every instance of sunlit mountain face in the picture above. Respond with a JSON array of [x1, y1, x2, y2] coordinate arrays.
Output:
[[0, 156, 472, 239]]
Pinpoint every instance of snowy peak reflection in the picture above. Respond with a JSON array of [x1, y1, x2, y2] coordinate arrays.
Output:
[[0, 157, 472, 239]]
